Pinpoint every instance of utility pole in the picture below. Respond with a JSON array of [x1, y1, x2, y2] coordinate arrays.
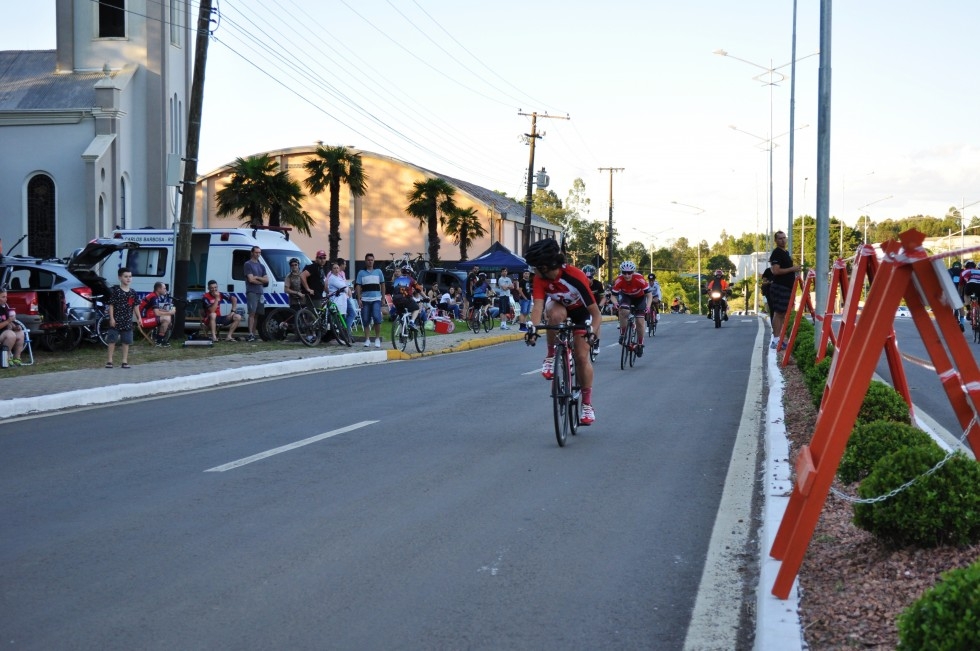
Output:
[[518, 110, 570, 255], [598, 167, 624, 282], [172, 0, 213, 337]]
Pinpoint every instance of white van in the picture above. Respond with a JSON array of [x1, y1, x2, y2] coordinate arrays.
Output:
[[108, 227, 312, 336]]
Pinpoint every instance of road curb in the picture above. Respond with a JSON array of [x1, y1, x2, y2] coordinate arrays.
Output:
[[0, 351, 387, 419]]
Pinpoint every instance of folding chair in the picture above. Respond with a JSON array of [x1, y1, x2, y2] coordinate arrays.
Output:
[[14, 320, 33, 366]]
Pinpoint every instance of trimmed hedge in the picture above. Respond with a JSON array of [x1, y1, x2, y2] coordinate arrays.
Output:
[[853, 444, 980, 548], [837, 421, 938, 484], [897, 559, 980, 650]]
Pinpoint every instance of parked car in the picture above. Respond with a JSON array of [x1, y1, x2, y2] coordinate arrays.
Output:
[[420, 268, 468, 294], [896, 306, 912, 318], [0, 239, 139, 350]]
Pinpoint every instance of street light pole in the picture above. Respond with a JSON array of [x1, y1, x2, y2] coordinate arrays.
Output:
[[599, 167, 625, 283], [961, 198, 980, 255], [715, 48, 819, 252]]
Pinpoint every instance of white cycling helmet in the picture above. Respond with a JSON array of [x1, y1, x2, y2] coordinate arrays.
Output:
[[620, 261, 637, 273]]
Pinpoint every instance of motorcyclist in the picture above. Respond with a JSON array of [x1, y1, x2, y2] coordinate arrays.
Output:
[[704, 269, 730, 321]]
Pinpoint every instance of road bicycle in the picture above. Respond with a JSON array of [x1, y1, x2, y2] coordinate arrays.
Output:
[[295, 289, 353, 347], [466, 303, 495, 333], [970, 293, 980, 344], [385, 251, 429, 276], [619, 310, 639, 370], [390, 309, 426, 352], [527, 320, 589, 447], [647, 301, 659, 337]]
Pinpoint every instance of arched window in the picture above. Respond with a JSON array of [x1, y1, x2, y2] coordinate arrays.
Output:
[[27, 174, 56, 259]]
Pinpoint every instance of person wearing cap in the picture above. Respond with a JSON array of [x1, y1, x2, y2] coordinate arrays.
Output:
[[301, 250, 328, 304], [285, 257, 305, 309]]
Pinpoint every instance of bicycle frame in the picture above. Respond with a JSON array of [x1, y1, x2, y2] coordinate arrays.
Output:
[[535, 320, 587, 447]]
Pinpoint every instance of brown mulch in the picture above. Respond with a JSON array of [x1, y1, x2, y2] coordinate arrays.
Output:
[[779, 360, 980, 650]]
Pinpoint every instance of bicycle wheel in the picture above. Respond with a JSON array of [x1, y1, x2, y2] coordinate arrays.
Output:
[[468, 311, 481, 333], [648, 311, 657, 337], [620, 322, 630, 370], [262, 308, 293, 341], [391, 319, 409, 351], [41, 326, 83, 352], [567, 348, 580, 437], [484, 312, 495, 332], [295, 308, 321, 346], [414, 319, 427, 352], [330, 312, 353, 347], [628, 320, 637, 367], [552, 345, 571, 447], [95, 314, 112, 346], [589, 336, 599, 363]]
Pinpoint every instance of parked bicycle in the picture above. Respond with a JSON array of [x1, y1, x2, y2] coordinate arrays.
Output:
[[390, 308, 426, 353], [466, 303, 495, 333], [295, 288, 353, 347], [385, 251, 429, 277], [41, 292, 114, 351], [526, 319, 590, 447]]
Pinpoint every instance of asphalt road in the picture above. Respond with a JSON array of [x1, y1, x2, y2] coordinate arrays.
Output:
[[1, 315, 762, 650]]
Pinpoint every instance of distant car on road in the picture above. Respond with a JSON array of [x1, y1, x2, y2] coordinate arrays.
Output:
[[896, 306, 912, 318]]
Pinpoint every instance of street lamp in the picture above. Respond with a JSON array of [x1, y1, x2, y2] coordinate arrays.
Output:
[[857, 195, 893, 243], [671, 201, 705, 313], [715, 48, 819, 251]]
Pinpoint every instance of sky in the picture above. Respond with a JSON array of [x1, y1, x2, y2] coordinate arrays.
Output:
[[6, 1, 980, 252]]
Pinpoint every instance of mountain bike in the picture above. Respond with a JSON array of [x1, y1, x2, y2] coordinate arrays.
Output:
[[295, 289, 353, 347], [390, 309, 426, 353], [620, 311, 638, 370], [467, 303, 494, 333], [526, 320, 589, 447]]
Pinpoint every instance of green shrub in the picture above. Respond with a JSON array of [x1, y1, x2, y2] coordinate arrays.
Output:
[[897, 559, 980, 650], [804, 356, 833, 407], [853, 445, 980, 548], [857, 380, 911, 426], [837, 421, 938, 484]]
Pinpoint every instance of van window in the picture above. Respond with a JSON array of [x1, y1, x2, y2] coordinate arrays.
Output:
[[263, 249, 310, 281], [231, 250, 250, 281], [126, 248, 168, 277]]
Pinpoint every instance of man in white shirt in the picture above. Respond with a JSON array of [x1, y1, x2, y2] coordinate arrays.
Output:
[[496, 267, 515, 329]]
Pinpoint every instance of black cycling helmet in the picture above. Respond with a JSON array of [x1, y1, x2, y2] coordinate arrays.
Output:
[[648, 273, 656, 281], [524, 238, 564, 269], [966, 260, 977, 270]]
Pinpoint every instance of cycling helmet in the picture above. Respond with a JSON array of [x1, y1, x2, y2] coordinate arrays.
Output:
[[478, 272, 487, 279], [582, 264, 597, 278], [966, 261, 977, 270], [648, 273, 656, 281], [952, 260, 963, 269], [714, 269, 724, 276], [620, 261, 637, 273], [400, 263, 414, 273], [524, 238, 563, 269]]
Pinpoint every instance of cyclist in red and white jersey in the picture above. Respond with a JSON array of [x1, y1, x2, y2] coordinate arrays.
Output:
[[611, 261, 652, 357], [524, 238, 602, 426], [961, 260, 980, 303]]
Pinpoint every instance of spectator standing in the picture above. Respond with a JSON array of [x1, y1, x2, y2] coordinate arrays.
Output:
[[465, 265, 481, 315], [301, 250, 328, 304], [106, 268, 138, 368], [139, 281, 176, 346], [326, 262, 350, 337], [336, 257, 359, 329], [244, 246, 269, 342], [0, 288, 26, 366], [202, 280, 242, 342], [496, 267, 515, 329], [517, 270, 533, 331], [285, 258, 305, 309], [768, 230, 800, 350], [356, 252, 386, 348]]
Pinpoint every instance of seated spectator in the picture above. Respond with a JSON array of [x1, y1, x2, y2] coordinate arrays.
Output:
[[438, 287, 461, 319], [139, 281, 176, 347], [202, 279, 242, 342], [0, 289, 26, 366]]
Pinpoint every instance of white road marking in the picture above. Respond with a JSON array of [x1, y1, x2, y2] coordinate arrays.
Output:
[[204, 420, 379, 472]]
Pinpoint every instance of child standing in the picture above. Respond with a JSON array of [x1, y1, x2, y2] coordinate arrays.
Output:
[[106, 268, 138, 368]]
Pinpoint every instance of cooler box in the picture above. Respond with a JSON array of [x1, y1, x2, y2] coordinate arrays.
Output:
[[434, 317, 454, 334]]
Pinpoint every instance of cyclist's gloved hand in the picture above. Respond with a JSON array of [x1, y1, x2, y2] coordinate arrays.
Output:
[[524, 323, 537, 346]]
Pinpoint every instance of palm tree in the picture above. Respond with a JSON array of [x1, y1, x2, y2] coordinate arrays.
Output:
[[215, 155, 315, 235], [303, 145, 368, 261], [405, 177, 458, 265], [443, 206, 486, 261]]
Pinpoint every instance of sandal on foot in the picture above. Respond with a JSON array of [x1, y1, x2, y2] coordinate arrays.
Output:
[[121, 363, 131, 369], [224, 338, 237, 342], [105, 362, 114, 369]]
